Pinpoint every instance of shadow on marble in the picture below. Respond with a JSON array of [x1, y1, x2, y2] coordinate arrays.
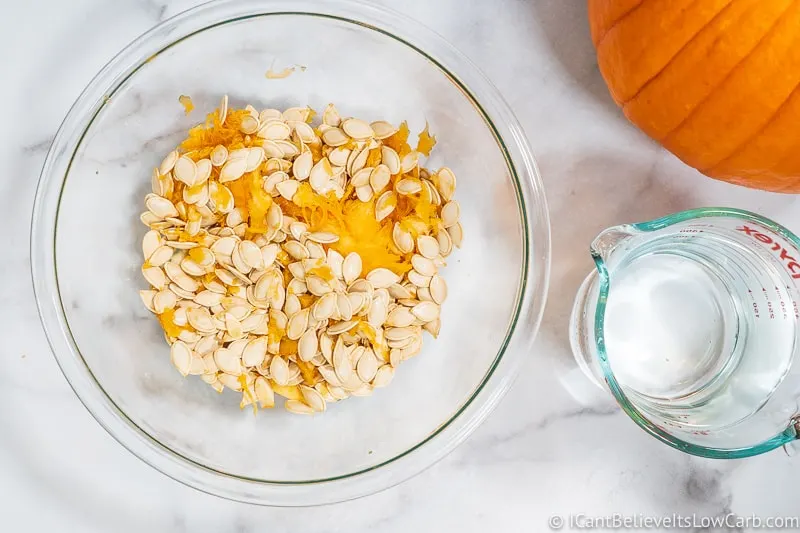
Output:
[[529, 0, 620, 115], [537, 150, 696, 361]]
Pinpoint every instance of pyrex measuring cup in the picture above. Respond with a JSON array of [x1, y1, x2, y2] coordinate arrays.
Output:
[[570, 208, 800, 458]]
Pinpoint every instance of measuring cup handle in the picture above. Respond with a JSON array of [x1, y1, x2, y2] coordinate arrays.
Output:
[[782, 420, 800, 457]]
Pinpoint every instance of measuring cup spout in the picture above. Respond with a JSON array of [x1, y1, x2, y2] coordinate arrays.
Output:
[[589, 224, 638, 268]]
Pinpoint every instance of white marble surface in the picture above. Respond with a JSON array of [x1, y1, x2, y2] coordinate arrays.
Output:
[[4, 0, 800, 531]]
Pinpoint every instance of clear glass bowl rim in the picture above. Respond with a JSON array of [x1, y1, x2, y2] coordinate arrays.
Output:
[[30, 0, 551, 506]]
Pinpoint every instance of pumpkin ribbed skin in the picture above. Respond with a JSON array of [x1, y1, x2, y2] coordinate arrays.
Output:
[[590, 0, 800, 192]]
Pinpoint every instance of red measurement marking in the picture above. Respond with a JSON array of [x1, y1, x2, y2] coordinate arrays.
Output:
[[738, 225, 800, 278]]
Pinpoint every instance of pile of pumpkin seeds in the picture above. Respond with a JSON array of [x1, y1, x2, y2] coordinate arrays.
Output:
[[139, 97, 462, 415]]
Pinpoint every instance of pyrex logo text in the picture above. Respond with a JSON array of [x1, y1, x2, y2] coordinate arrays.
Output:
[[737, 225, 800, 278]]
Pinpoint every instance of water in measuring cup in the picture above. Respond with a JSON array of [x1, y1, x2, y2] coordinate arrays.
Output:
[[602, 227, 798, 431]]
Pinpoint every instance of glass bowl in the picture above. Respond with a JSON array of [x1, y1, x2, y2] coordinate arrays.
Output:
[[31, 0, 550, 506]]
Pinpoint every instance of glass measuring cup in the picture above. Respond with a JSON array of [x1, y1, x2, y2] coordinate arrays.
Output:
[[570, 208, 800, 458]]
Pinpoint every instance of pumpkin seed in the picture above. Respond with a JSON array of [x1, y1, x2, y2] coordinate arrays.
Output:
[[231, 245, 251, 274], [139, 289, 158, 313], [255, 376, 275, 408], [327, 320, 358, 335], [218, 372, 242, 391], [288, 262, 306, 281], [366, 268, 400, 289], [260, 243, 279, 267], [350, 167, 372, 188], [447, 222, 463, 248], [307, 231, 338, 244], [381, 146, 401, 174], [146, 196, 179, 218], [387, 283, 413, 300], [173, 156, 197, 186], [423, 318, 441, 338], [355, 185, 373, 202], [292, 151, 313, 180], [400, 151, 419, 173], [241, 312, 267, 333], [341, 252, 362, 285], [257, 120, 291, 140], [321, 103, 341, 126], [369, 165, 391, 192], [218, 94, 229, 124], [208, 182, 235, 214], [142, 266, 167, 290], [287, 308, 310, 340], [417, 287, 433, 302], [329, 147, 350, 167], [416, 235, 440, 258], [300, 385, 326, 412], [386, 305, 415, 328], [322, 127, 349, 147], [336, 293, 353, 321], [152, 289, 177, 314], [349, 384, 373, 397], [187, 307, 215, 333], [170, 341, 193, 376], [285, 399, 314, 414], [356, 349, 379, 382], [407, 270, 431, 288], [349, 147, 369, 176], [412, 301, 440, 322], [142, 230, 162, 259], [370, 121, 397, 139], [429, 275, 447, 304], [260, 140, 283, 159], [273, 140, 299, 158], [385, 327, 417, 342], [211, 145, 228, 166], [328, 385, 349, 401], [212, 348, 241, 375], [245, 147, 265, 172], [341, 118, 374, 140], [390, 223, 414, 254], [367, 295, 388, 327], [270, 356, 290, 386], [333, 343, 354, 382], [305, 275, 332, 296], [287, 278, 307, 295], [422, 179, 441, 206], [195, 290, 223, 307], [183, 182, 209, 206], [282, 241, 308, 262], [435, 167, 457, 201], [395, 178, 422, 196], [410, 254, 435, 276], [308, 293, 334, 321], [441, 200, 460, 228], [219, 157, 248, 183], [298, 328, 319, 362], [284, 293, 302, 317], [237, 114, 258, 135], [267, 203, 283, 231], [242, 337, 268, 367], [159, 150, 179, 175]]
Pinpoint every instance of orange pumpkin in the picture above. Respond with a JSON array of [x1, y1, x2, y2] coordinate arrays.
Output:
[[589, 0, 800, 192]]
